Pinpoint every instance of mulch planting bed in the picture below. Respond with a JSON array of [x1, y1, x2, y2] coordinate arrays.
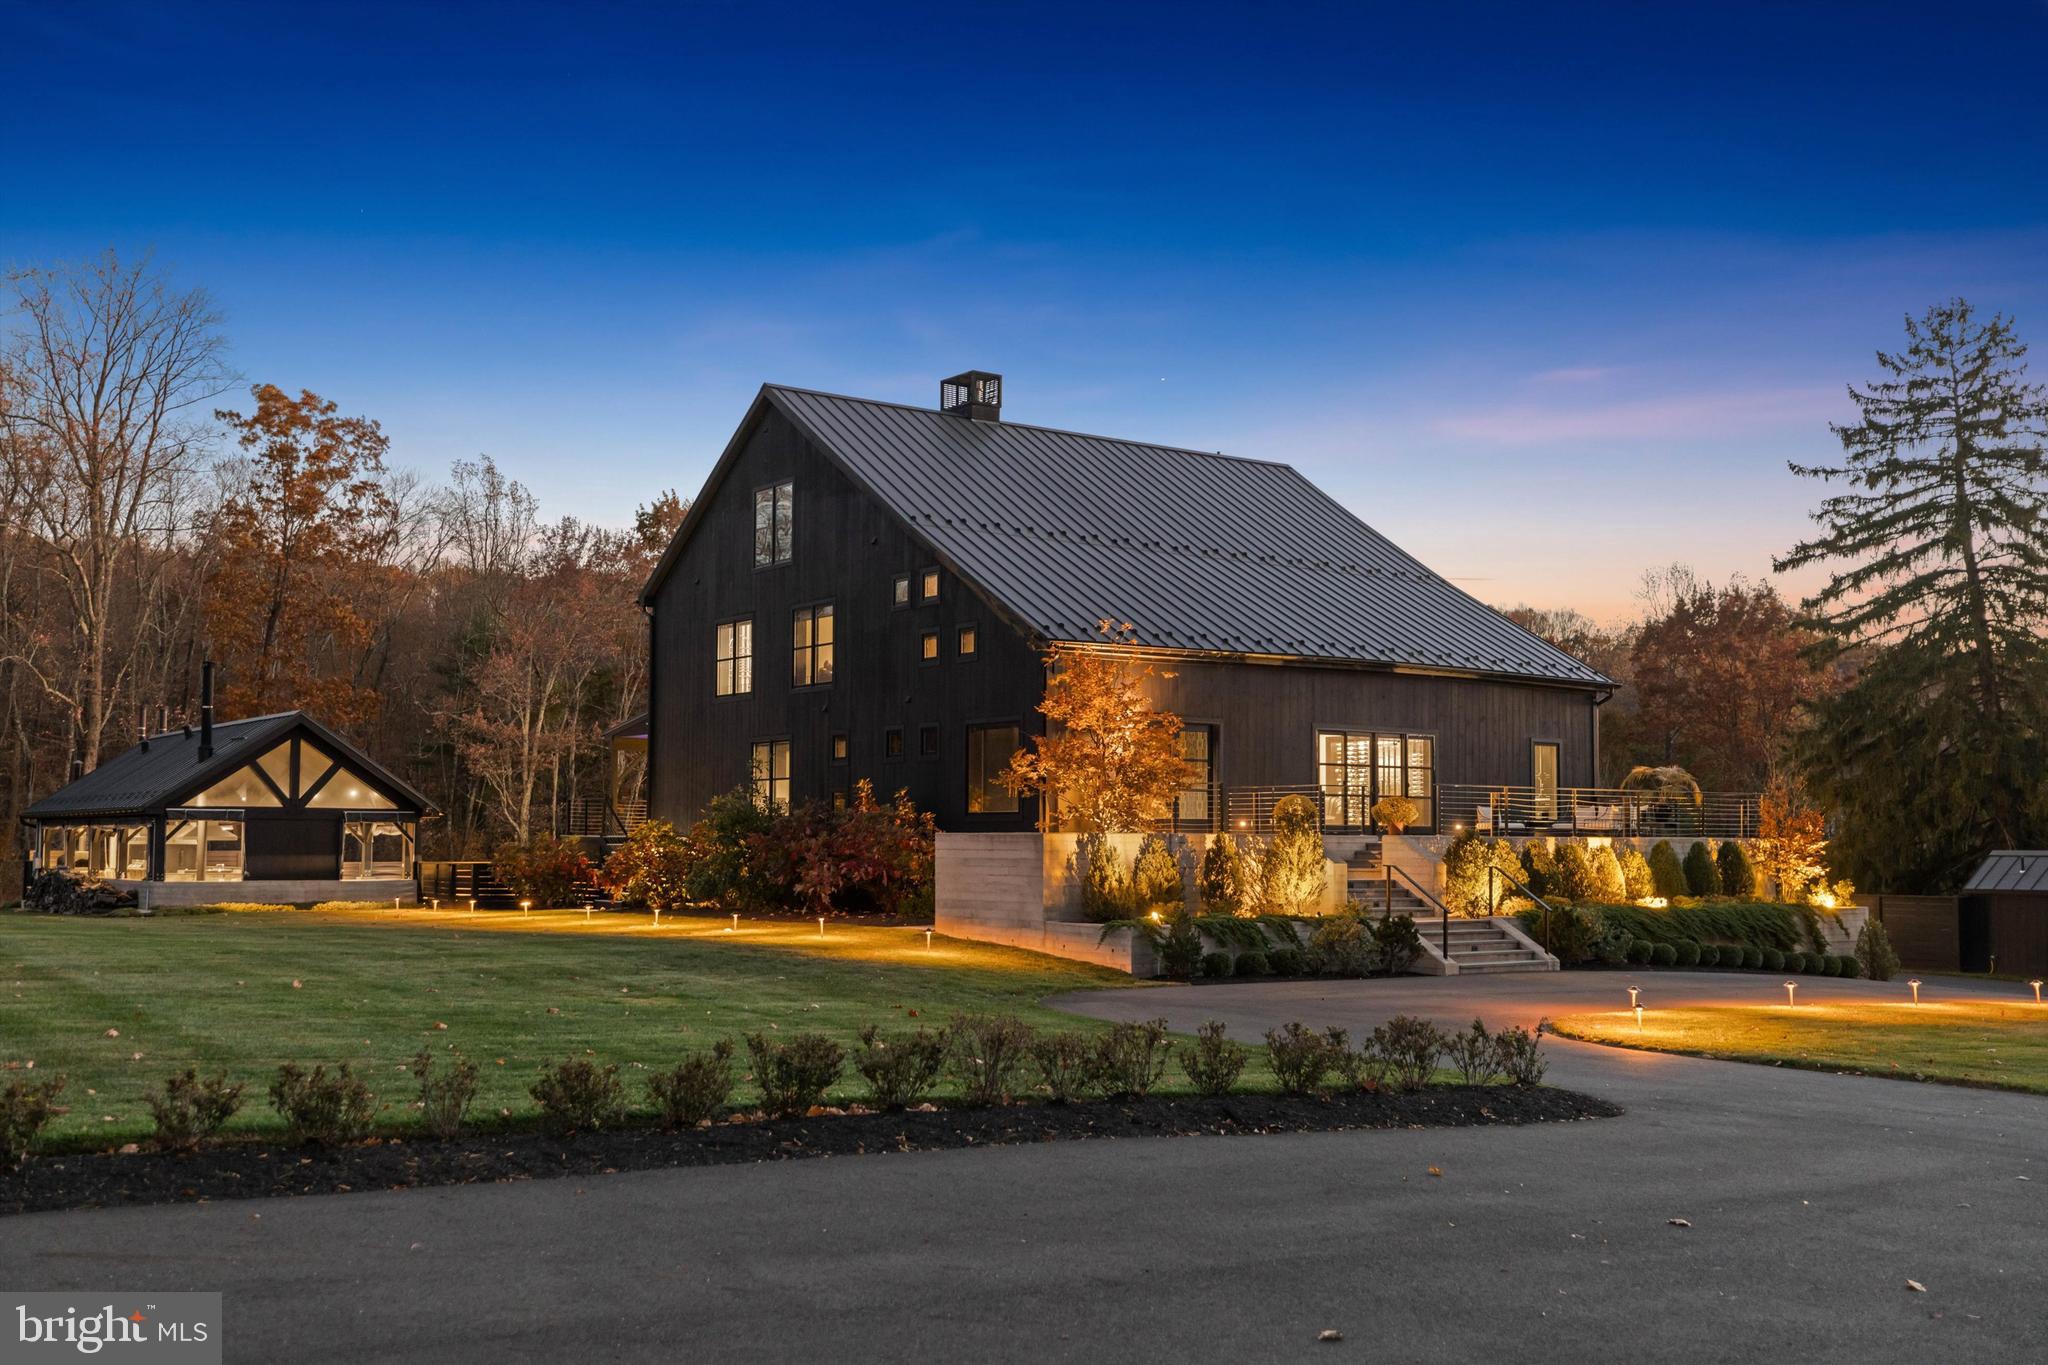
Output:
[[3, 1085, 1621, 1216]]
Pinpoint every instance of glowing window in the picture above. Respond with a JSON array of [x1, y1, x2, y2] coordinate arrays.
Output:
[[306, 764, 398, 810], [192, 764, 283, 807]]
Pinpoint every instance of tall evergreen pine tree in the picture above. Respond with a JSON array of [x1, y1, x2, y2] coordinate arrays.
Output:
[[1776, 299, 2048, 890]]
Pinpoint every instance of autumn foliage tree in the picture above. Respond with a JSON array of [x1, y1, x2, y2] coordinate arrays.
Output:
[[206, 385, 395, 728], [1001, 623, 1193, 833]]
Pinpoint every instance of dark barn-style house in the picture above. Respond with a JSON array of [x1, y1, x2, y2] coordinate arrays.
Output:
[[21, 666, 435, 907], [640, 373, 1613, 839]]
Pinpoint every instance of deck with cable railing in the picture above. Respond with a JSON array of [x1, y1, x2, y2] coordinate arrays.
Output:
[[1141, 782, 1761, 839]]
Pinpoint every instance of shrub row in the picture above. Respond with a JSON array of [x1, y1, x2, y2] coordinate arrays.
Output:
[[1144, 910, 1423, 982], [1443, 832, 1761, 915], [0, 1012, 1550, 1169]]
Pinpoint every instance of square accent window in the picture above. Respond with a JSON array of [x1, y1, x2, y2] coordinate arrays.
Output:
[[884, 728, 904, 760], [920, 568, 940, 601], [919, 724, 939, 757], [715, 619, 754, 696], [831, 733, 849, 763], [966, 723, 1021, 814], [751, 739, 791, 812], [753, 482, 794, 567], [892, 574, 911, 606], [957, 624, 977, 657], [792, 603, 835, 687], [920, 631, 940, 663]]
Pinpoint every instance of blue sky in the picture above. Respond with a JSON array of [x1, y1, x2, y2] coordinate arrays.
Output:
[[4, 0, 2044, 619]]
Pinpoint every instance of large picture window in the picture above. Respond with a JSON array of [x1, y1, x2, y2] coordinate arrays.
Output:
[[753, 482, 793, 567], [342, 819, 415, 879], [966, 724, 1020, 814], [751, 739, 791, 812], [1317, 730, 1434, 831], [715, 619, 754, 696], [792, 604, 835, 687], [163, 816, 244, 882]]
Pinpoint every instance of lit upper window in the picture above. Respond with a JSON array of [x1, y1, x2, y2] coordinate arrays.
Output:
[[793, 604, 835, 687], [716, 619, 754, 696]]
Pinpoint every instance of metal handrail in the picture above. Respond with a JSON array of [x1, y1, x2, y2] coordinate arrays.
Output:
[[1383, 863, 1452, 961], [1488, 864, 1557, 959]]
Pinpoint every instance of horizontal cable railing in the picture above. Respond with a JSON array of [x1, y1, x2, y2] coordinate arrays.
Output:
[[1437, 784, 1762, 840], [551, 798, 649, 839]]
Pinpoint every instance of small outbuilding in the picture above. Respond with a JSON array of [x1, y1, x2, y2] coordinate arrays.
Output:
[[20, 694, 433, 908], [1960, 850, 2048, 978]]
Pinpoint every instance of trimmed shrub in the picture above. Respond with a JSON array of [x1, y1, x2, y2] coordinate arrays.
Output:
[[1626, 938, 1653, 965], [1522, 902, 1601, 965], [1180, 1021, 1248, 1096], [1618, 846, 1655, 900], [1648, 841, 1688, 898], [1716, 841, 1757, 898], [146, 1068, 245, 1152], [1266, 1022, 1347, 1095], [1235, 949, 1272, 977], [1094, 1018, 1173, 1098], [1837, 954, 1863, 978], [1856, 916, 1901, 982], [1266, 946, 1304, 976], [1372, 913, 1425, 976], [1444, 1018, 1501, 1086], [1521, 841, 1560, 898], [1442, 830, 1496, 915], [1495, 1026, 1547, 1086], [681, 786, 777, 910], [1672, 940, 1701, 968], [647, 1041, 736, 1128], [270, 1063, 375, 1145], [1555, 844, 1598, 901], [1589, 845, 1629, 903], [1197, 834, 1254, 916], [1130, 834, 1185, 914], [948, 1014, 1034, 1107], [1028, 1032, 1100, 1104], [1593, 925, 1633, 967], [1370, 1015, 1445, 1091], [1683, 842, 1722, 897], [1761, 948, 1785, 972], [1804, 952, 1830, 974], [531, 1057, 627, 1133], [1078, 833, 1132, 922], [746, 1032, 845, 1118], [1157, 910, 1204, 981], [1650, 942, 1678, 967], [1261, 795, 1328, 914], [852, 1026, 949, 1110], [1, 1075, 68, 1170], [1198, 950, 1234, 980], [1306, 915, 1374, 977], [411, 1050, 480, 1140]]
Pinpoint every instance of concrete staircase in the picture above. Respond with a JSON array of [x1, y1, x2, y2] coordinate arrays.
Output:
[[1346, 844, 1434, 917], [1426, 917, 1557, 974]]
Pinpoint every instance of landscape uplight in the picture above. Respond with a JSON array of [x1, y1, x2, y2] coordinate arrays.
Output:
[[1783, 980, 1798, 1006], [1908, 978, 1922, 1005]]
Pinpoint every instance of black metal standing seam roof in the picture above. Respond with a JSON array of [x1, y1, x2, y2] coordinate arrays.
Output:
[[1964, 851, 2048, 894], [21, 711, 437, 820], [763, 386, 1612, 688]]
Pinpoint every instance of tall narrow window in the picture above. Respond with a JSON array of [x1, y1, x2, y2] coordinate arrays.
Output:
[[919, 724, 939, 757], [920, 567, 940, 601], [957, 624, 977, 657], [753, 482, 794, 567], [1406, 737, 1435, 829], [1178, 725, 1214, 825], [715, 619, 753, 696], [884, 728, 904, 760], [920, 630, 940, 663], [830, 733, 849, 763], [792, 604, 835, 687], [1532, 741, 1560, 822], [892, 574, 911, 606], [751, 739, 791, 812], [966, 724, 1021, 814]]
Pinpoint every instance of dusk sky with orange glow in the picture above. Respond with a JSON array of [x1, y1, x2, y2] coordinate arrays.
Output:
[[5, 0, 2044, 621]]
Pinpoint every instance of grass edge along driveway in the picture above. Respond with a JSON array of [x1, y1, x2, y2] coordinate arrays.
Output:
[[1, 905, 1165, 1146], [1548, 997, 2048, 1096]]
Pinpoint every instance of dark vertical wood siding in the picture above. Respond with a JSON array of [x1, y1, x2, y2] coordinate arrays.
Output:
[[246, 813, 344, 880], [1137, 655, 1598, 796], [648, 408, 1047, 829], [649, 409, 1604, 831]]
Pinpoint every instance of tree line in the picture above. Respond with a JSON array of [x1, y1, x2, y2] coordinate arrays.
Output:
[[1, 252, 686, 889], [1506, 299, 2048, 894]]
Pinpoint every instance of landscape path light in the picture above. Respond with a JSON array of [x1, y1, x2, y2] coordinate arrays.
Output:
[[924, 928, 934, 949], [1634, 1004, 1644, 1031], [430, 898, 439, 911], [729, 913, 738, 932], [468, 898, 476, 915], [2032, 980, 2043, 1004], [1628, 986, 1640, 1008], [652, 906, 661, 927], [1909, 978, 1922, 1005], [1783, 980, 1798, 1006], [818, 916, 827, 937], [520, 899, 532, 917]]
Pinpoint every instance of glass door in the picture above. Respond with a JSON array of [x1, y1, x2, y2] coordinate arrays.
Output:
[[1532, 742, 1560, 822]]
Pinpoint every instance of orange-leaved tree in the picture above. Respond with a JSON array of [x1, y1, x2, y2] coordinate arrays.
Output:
[[1001, 621, 1193, 832]]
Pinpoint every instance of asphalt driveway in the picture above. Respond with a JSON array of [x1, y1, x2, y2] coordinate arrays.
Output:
[[3, 970, 2042, 1363]]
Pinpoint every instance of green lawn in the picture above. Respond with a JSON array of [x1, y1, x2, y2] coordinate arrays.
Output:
[[1, 906, 1168, 1146], [1549, 999, 2048, 1095]]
